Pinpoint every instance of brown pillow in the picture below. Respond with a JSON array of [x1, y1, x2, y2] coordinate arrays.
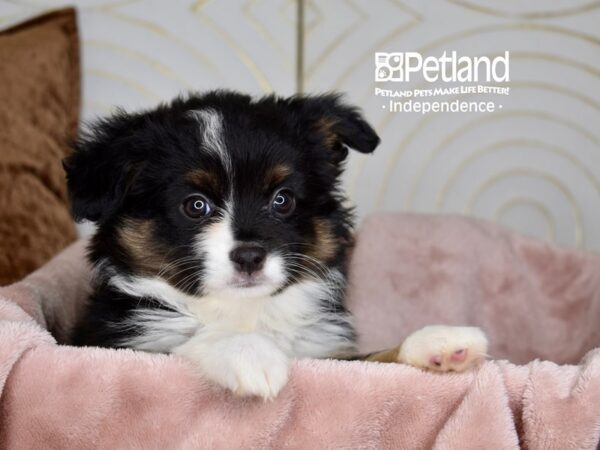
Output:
[[0, 9, 80, 286]]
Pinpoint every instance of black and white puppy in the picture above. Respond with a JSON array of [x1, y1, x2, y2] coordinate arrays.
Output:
[[66, 91, 487, 399]]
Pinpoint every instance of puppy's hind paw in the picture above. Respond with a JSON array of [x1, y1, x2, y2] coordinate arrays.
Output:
[[398, 325, 488, 372]]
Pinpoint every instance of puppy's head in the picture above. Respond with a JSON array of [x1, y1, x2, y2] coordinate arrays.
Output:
[[64, 91, 379, 298]]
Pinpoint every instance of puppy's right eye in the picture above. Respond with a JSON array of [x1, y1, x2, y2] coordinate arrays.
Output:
[[271, 189, 296, 217], [182, 194, 212, 219]]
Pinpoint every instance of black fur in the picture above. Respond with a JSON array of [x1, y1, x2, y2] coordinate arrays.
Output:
[[66, 90, 379, 350]]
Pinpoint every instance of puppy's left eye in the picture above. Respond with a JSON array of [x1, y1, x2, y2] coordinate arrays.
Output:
[[182, 194, 212, 219], [271, 189, 296, 217]]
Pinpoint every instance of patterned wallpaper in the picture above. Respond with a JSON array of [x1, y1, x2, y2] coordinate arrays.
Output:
[[304, 1, 600, 250], [1, 0, 599, 248]]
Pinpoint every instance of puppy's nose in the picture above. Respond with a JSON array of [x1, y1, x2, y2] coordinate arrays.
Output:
[[229, 245, 267, 275]]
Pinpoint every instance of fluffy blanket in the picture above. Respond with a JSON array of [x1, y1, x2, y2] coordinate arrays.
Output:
[[0, 213, 599, 449]]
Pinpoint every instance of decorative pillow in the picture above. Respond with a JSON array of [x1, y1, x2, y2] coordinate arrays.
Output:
[[0, 9, 80, 285]]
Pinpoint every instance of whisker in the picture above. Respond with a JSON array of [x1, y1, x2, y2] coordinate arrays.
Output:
[[284, 253, 333, 280], [157, 255, 201, 278]]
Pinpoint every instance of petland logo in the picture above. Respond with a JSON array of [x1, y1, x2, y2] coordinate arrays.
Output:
[[375, 51, 510, 83]]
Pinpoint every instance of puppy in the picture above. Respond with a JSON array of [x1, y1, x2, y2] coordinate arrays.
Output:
[[65, 91, 487, 399]]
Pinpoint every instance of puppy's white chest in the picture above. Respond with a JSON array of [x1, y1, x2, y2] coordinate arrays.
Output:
[[185, 295, 268, 333], [111, 274, 355, 358]]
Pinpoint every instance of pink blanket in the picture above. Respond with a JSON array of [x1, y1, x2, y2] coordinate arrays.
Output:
[[1, 213, 599, 449]]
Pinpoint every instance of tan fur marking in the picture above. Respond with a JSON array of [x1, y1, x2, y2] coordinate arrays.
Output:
[[309, 219, 338, 262], [315, 117, 339, 148], [264, 164, 292, 190], [334, 346, 401, 363], [187, 169, 221, 192], [118, 219, 164, 275], [364, 346, 402, 363]]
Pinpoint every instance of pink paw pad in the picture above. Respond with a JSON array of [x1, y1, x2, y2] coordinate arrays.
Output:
[[450, 348, 468, 363], [429, 354, 443, 367]]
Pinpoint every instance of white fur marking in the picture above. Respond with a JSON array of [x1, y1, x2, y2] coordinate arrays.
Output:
[[109, 275, 201, 351], [111, 270, 354, 357], [189, 108, 231, 174], [193, 211, 286, 298]]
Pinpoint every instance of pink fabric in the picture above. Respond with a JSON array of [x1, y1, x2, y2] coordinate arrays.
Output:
[[348, 214, 600, 365], [0, 214, 599, 449]]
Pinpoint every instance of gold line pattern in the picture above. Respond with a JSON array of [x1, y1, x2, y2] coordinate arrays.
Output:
[[447, 0, 600, 20], [304, 0, 367, 80], [242, 0, 292, 70], [437, 139, 600, 208], [495, 198, 556, 242], [349, 79, 599, 200], [351, 25, 600, 110], [303, 0, 322, 35], [345, 22, 600, 222], [86, 68, 161, 101], [334, 1, 422, 90], [379, 104, 599, 210], [401, 110, 599, 209], [190, 1, 274, 93], [467, 168, 584, 247], [417, 23, 600, 54], [84, 39, 194, 89], [102, 9, 224, 78], [83, 100, 114, 115]]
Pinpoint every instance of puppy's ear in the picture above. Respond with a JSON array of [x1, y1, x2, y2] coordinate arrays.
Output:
[[63, 111, 144, 223], [291, 94, 380, 163]]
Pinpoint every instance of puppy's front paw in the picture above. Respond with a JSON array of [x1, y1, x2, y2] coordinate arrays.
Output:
[[398, 325, 488, 372], [225, 338, 289, 399], [175, 333, 289, 400]]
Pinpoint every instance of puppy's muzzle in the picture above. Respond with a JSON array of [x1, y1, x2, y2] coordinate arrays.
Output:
[[229, 244, 267, 275]]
